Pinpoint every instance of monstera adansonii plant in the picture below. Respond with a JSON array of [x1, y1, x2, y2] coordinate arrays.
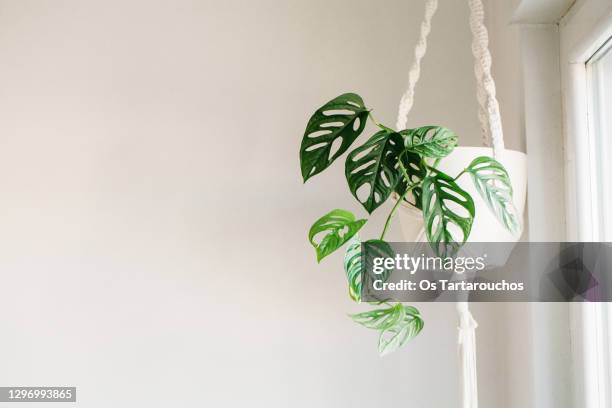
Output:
[[300, 93, 520, 355]]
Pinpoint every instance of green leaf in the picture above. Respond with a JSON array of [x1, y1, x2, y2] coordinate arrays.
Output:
[[344, 238, 394, 302], [344, 237, 363, 302], [421, 169, 475, 256], [351, 303, 405, 330], [400, 126, 458, 158], [466, 156, 521, 235], [395, 150, 427, 209], [345, 130, 405, 214], [309, 209, 366, 262], [300, 93, 369, 182], [351, 304, 423, 356], [378, 306, 424, 356]]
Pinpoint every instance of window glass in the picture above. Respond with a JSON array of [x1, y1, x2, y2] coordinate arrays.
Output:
[[587, 39, 612, 240], [587, 38, 612, 408]]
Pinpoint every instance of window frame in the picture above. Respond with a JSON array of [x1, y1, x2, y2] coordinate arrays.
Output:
[[560, 4, 612, 408]]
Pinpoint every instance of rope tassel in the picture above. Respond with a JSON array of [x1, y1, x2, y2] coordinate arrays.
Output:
[[457, 302, 479, 408]]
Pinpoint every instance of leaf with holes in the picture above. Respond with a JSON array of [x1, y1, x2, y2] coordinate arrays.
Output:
[[400, 126, 458, 158], [421, 169, 475, 256], [377, 305, 423, 356], [344, 237, 363, 302], [300, 93, 369, 182], [309, 209, 366, 263], [362, 239, 395, 302], [466, 156, 521, 235], [395, 150, 427, 209], [345, 130, 404, 214], [344, 238, 394, 302], [351, 304, 423, 356], [350, 303, 405, 330]]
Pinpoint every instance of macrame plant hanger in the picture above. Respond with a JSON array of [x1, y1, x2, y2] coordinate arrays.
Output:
[[396, 1, 506, 408]]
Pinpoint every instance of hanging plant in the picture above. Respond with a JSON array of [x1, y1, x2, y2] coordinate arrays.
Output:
[[300, 93, 520, 355]]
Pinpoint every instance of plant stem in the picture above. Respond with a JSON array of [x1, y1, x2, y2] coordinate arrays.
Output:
[[396, 151, 424, 212], [380, 183, 419, 240], [453, 169, 467, 181], [397, 151, 411, 183], [368, 112, 393, 132], [368, 112, 382, 128]]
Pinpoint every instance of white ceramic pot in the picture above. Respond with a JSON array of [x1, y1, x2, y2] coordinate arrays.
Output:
[[397, 147, 527, 244]]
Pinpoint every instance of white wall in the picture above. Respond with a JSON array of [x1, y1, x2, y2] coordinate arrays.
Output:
[[0, 1, 521, 407]]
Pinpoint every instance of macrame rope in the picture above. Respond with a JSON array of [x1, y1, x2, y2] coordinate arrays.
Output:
[[396, 0, 505, 159], [395, 2, 508, 408], [473, 48, 490, 147], [457, 301, 479, 408], [395, 0, 438, 131], [468, 0, 505, 157]]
